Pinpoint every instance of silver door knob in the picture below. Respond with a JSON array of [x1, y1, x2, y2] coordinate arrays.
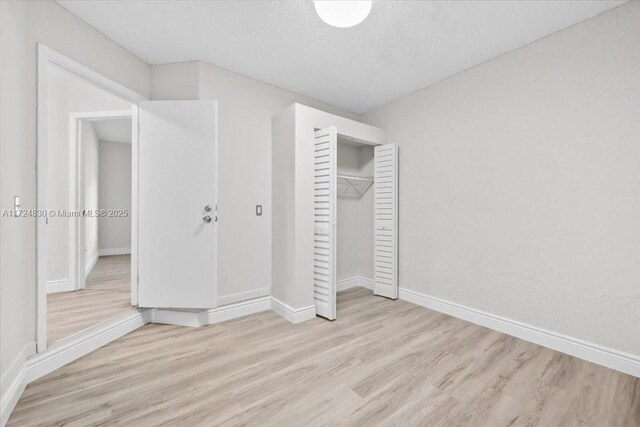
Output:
[[204, 205, 212, 212], [203, 215, 212, 223]]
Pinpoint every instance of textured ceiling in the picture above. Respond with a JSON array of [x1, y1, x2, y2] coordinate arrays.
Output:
[[57, 1, 625, 113]]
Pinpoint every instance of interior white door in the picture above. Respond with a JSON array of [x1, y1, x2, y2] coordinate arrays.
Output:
[[137, 100, 217, 308], [313, 127, 337, 320], [374, 143, 398, 299]]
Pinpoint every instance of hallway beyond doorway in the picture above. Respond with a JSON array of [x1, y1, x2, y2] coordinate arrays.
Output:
[[47, 255, 132, 344]]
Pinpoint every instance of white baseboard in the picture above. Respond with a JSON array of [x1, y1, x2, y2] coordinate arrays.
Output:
[[84, 251, 99, 278], [217, 287, 271, 306], [98, 247, 131, 257], [1, 342, 36, 427], [399, 287, 640, 379], [151, 296, 272, 327], [26, 309, 149, 383], [205, 296, 272, 324], [46, 279, 74, 294], [150, 296, 317, 327], [1, 311, 144, 426], [271, 297, 316, 324], [2, 294, 275, 424], [336, 276, 374, 292], [150, 308, 204, 327]]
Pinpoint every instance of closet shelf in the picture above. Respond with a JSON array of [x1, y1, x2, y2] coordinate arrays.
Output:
[[337, 174, 374, 197]]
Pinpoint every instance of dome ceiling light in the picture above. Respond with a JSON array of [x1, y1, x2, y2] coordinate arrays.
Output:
[[314, 1, 373, 28]]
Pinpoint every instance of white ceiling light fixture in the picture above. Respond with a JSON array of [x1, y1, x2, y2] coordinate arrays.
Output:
[[314, 0, 372, 28]]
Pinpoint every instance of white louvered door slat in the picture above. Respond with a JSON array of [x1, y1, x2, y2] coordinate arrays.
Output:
[[313, 127, 337, 319], [374, 143, 398, 299]]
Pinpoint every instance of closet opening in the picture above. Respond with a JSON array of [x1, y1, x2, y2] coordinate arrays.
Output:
[[313, 127, 398, 321], [336, 135, 375, 311]]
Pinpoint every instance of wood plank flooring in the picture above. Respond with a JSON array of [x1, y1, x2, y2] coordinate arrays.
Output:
[[47, 255, 132, 344], [14, 287, 639, 426]]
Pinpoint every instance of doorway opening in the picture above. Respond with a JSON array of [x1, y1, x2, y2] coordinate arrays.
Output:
[[37, 45, 144, 350], [47, 112, 134, 344]]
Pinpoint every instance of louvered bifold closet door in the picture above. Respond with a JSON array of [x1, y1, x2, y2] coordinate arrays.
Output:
[[313, 127, 337, 320], [374, 143, 398, 299]]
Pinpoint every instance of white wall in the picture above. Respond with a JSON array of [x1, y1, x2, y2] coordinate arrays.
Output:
[[358, 147, 375, 280], [150, 62, 199, 101], [271, 106, 297, 306], [45, 64, 69, 282], [98, 141, 132, 252], [337, 143, 362, 281], [83, 122, 100, 271], [0, 0, 149, 405], [362, 2, 640, 356], [45, 64, 131, 284]]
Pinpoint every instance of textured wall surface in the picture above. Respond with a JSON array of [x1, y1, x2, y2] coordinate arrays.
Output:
[[0, 0, 149, 400], [362, 2, 640, 355], [98, 141, 132, 251]]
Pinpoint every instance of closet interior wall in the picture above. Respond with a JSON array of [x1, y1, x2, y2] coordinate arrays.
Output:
[[337, 139, 375, 286]]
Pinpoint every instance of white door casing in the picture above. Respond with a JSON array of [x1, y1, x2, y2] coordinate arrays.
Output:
[[137, 100, 218, 308], [313, 127, 337, 320], [373, 143, 398, 299]]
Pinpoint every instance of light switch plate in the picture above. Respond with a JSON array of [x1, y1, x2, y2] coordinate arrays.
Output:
[[256, 205, 262, 216]]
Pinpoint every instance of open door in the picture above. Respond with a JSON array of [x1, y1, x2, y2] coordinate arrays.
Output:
[[137, 100, 217, 308], [373, 143, 398, 299], [313, 127, 337, 320]]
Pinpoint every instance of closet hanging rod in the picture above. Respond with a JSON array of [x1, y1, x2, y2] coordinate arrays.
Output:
[[336, 174, 374, 182]]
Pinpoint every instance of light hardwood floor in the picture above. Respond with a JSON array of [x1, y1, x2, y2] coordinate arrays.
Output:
[[14, 287, 639, 426], [47, 255, 132, 344]]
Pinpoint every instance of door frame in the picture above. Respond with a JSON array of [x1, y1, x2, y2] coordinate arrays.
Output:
[[69, 110, 134, 294], [37, 44, 146, 352]]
